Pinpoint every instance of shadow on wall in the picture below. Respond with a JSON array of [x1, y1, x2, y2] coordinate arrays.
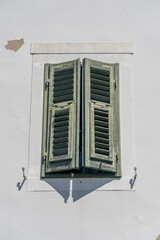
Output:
[[46, 178, 113, 203], [15, 167, 113, 202], [16, 167, 136, 202], [45, 179, 70, 203], [72, 179, 113, 202]]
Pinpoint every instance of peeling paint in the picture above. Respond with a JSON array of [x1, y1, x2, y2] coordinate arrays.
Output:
[[5, 38, 24, 52]]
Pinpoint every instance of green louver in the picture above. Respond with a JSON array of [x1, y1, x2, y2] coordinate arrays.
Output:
[[41, 59, 80, 177], [82, 58, 121, 176]]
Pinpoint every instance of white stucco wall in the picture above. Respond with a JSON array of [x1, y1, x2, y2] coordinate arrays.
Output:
[[0, 1, 160, 239]]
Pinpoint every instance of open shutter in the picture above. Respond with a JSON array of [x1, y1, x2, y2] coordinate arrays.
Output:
[[41, 59, 80, 176], [82, 58, 121, 175]]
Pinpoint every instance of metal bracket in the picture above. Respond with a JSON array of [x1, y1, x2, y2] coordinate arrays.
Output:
[[129, 167, 137, 189], [22, 167, 26, 180], [17, 167, 27, 191], [133, 167, 137, 181]]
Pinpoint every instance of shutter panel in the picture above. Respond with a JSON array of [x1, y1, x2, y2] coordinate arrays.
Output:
[[41, 59, 80, 176], [82, 58, 121, 175]]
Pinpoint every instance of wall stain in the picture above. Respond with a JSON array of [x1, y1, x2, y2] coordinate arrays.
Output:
[[5, 38, 24, 52]]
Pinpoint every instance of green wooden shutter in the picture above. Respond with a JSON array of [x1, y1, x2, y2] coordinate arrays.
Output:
[[41, 59, 80, 177], [82, 58, 121, 176]]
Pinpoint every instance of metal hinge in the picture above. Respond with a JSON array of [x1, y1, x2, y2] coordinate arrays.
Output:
[[116, 154, 119, 172], [42, 152, 47, 161], [48, 65, 50, 79], [116, 154, 119, 165], [45, 79, 51, 87], [114, 79, 117, 89]]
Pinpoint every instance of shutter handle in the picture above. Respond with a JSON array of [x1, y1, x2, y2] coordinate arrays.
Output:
[[129, 167, 137, 189], [22, 167, 26, 180], [134, 167, 137, 181]]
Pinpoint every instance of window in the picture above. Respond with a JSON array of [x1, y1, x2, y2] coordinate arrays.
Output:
[[28, 42, 134, 191], [41, 58, 121, 178]]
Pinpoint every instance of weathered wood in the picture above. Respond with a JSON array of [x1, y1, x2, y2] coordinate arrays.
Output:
[[82, 58, 121, 176], [41, 59, 80, 176]]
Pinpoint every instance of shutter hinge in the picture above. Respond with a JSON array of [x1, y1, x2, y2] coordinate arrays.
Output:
[[48, 65, 50, 79], [116, 154, 118, 162], [116, 154, 119, 172], [46, 79, 51, 87], [114, 79, 117, 89], [42, 152, 47, 161]]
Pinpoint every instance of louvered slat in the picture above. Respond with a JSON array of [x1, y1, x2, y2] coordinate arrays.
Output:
[[53, 68, 74, 104], [91, 67, 110, 104], [52, 109, 69, 157], [42, 59, 80, 176], [94, 109, 110, 157], [83, 58, 120, 175]]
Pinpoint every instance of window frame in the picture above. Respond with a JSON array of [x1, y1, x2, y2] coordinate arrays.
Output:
[[28, 42, 135, 191]]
